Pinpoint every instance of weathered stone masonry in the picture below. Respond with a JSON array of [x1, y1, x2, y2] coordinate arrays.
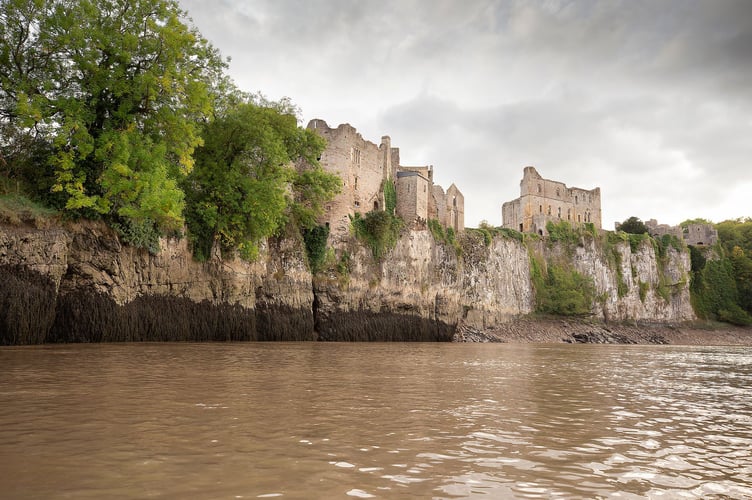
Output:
[[306, 119, 464, 243], [502, 166, 602, 236]]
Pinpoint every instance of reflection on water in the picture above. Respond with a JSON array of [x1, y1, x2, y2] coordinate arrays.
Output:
[[1, 343, 751, 499]]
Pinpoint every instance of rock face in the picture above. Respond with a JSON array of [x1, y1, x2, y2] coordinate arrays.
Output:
[[1, 222, 314, 343], [0, 222, 695, 345], [564, 237, 693, 322]]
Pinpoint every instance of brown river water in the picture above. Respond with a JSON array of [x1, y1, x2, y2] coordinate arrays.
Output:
[[1, 343, 751, 499]]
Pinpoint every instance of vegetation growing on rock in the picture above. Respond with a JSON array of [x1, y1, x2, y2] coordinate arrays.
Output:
[[617, 216, 649, 235], [689, 218, 752, 325], [529, 252, 595, 316], [350, 210, 404, 261]]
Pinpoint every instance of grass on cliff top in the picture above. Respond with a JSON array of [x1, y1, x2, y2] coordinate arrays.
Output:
[[0, 193, 58, 228]]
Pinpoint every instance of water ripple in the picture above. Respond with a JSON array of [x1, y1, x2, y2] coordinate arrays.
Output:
[[1, 343, 751, 498]]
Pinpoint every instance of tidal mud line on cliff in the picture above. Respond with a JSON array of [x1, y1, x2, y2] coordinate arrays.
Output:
[[315, 308, 455, 342], [0, 265, 57, 345], [255, 302, 316, 341], [0, 221, 706, 344], [50, 292, 258, 342], [49, 294, 327, 343]]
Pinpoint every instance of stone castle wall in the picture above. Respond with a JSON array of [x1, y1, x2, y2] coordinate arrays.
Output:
[[685, 224, 718, 246], [395, 172, 429, 223], [308, 119, 388, 240], [645, 219, 718, 246], [307, 119, 464, 241], [445, 184, 465, 232], [503, 166, 601, 235]]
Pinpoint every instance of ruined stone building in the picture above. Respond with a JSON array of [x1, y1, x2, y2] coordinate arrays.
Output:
[[684, 223, 718, 246], [644, 219, 717, 246], [502, 166, 602, 236], [306, 119, 464, 242], [643, 219, 682, 240]]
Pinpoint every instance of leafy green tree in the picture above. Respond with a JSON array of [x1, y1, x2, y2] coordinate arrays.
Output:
[[691, 256, 751, 326], [617, 216, 648, 235], [716, 218, 752, 254], [0, 0, 226, 235], [183, 102, 337, 261], [680, 218, 713, 226], [715, 218, 752, 317], [289, 155, 341, 230], [688, 218, 752, 325]]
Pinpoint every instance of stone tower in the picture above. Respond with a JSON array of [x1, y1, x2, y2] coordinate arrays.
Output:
[[502, 166, 601, 236]]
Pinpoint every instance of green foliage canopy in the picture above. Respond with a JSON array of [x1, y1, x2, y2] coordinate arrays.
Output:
[[0, 0, 226, 233], [617, 216, 649, 235], [688, 218, 752, 325], [690, 251, 751, 326], [351, 210, 404, 261], [183, 102, 338, 261]]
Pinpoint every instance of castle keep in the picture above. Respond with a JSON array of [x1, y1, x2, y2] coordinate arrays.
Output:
[[502, 166, 601, 235], [307, 119, 464, 241]]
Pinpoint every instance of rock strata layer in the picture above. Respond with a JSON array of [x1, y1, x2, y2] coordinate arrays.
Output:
[[0, 222, 704, 345]]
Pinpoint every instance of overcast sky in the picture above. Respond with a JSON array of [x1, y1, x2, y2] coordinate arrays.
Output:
[[178, 0, 751, 228]]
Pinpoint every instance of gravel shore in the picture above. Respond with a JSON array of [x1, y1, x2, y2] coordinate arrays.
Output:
[[454, 317, 752, 345]]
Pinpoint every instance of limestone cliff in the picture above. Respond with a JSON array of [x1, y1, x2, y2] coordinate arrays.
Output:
[[0, 221, 695, 345], [1, 221, 314, 343], [315, 230, 694, 341]]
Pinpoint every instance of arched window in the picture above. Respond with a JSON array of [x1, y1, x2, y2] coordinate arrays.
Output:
[[374, 201, 379, 210]]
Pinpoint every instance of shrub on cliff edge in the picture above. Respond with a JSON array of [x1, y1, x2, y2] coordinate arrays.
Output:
[[351, 210, 403, 261]]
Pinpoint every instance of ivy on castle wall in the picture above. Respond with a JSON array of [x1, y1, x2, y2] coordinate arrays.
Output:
[[383, 180, 397, 215]]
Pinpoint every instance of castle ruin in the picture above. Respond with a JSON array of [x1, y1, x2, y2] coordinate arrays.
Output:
[[502, 166, 602, 236], [644, 219, 717, 246], [307, 119, 464, 242]]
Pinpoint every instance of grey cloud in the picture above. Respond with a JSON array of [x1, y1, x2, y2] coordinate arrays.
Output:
[[377, 87, 750, 225], [178, 0, 752, 226]]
